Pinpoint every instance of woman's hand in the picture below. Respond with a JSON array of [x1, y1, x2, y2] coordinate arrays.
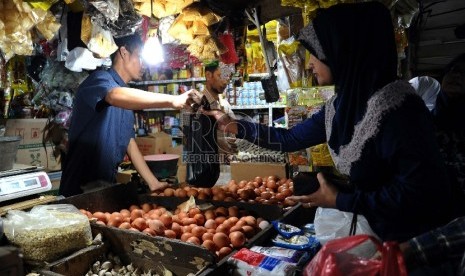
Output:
[[202, 109, 238, 134], [288, 172, 339, 208]]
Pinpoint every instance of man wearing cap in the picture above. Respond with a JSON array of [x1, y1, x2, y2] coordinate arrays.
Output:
[[59, 34, 200, 197]]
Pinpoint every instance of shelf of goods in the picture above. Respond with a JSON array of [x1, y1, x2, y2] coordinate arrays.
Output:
[[38, 182, 308, 275], [143, 105, 286, 127], [143, 104, 285, 112], [232, 105, 286, 127], [129, 77, 206, 86]]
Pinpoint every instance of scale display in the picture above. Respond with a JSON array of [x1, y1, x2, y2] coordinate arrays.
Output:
[[0, 171, 52, 202]]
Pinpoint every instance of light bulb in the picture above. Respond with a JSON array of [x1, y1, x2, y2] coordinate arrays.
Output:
[[142, 36, 164, 65]]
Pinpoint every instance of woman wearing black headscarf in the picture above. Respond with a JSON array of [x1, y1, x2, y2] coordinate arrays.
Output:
[[204, 2, 464, 242]]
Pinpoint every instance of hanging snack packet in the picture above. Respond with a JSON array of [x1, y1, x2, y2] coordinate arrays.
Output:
[[89, 0, 120, 22], [87, 20, 118, 58]]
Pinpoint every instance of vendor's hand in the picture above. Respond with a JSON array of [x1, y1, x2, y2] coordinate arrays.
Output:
[[288, 172, 338, 208], [201, 108, 238, 134], [147, 180, 169, 192], [173, 89, 202, 110]]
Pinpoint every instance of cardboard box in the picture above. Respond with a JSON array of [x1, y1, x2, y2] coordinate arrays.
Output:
[[135, 132, 172, 155], [230, 162, 288, 181], [5, 119, 61, 171]]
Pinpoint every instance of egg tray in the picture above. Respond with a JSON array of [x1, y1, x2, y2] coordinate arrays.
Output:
[[206, 204, 317, 275], [52, 182, 289, 274], [52, 183, 216, 275], [139, 194, 284, 221], [140, 195, 300, 276]]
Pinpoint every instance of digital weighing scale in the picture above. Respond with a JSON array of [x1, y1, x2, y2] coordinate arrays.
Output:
[[0, 164, 52, 203]]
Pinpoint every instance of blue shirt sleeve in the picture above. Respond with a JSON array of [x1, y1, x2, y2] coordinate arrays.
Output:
[[79, 71, 118, 111], [236, 107, 327, 152]]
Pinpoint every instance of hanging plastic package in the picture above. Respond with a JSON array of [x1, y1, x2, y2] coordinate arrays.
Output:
[[34, 10, 61, 41], [277, 59, 291, 92], [65, 47, 107, 72], [184, 96, 220, 187], [159, 15, 178, 44], [278, 37, 304, 88], [89, 0, 120, 22], [245, 9, 279, 103], [80, 13, 92, 46], [219, 32, 239, 64], [86, 19, 118, 58], [56, 6, 69, 62], [107, 0, 142, 38]]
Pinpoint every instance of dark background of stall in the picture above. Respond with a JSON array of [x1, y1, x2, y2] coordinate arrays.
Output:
[[407, 0, 465, 78]]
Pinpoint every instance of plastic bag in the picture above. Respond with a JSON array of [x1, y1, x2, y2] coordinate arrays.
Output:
[[65, 47, 109, 72], [89, 0, 120, 22], [107, 0, 142, 38], [277, 59, 291, 92], [219, 32, 239, 64], [3, 204, 92, 263], [314, 207, 378, 245], [35, 10, 61, 41], [278, 37, 304, 88], [159, 15, 178, 44], [184, 97, 220, 187], [37, 59, 89, 92], [303, 234, 407, 276]]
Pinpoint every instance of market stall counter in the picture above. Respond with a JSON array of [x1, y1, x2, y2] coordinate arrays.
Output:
[[41, 181, 291, 275]]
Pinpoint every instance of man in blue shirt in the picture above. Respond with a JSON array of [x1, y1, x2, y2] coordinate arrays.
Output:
[[59, 34, 200, 197]]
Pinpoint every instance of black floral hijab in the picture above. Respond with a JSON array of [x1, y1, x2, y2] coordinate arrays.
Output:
[[299, 2, 398, 152]]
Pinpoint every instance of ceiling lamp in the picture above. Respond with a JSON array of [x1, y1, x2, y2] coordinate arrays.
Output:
[[141, 1, 164, 65], [142, 30, 164, 65]]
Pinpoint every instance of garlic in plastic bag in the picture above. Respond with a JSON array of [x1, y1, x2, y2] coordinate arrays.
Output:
[[3, 204, 93, 263]]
